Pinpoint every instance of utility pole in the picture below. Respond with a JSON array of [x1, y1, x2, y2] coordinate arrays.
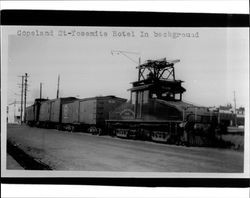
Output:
[[57, 74, 60, 99], [17, 75, 25, 124], [40, 82, 43, 99], [21, 76, 24, 124], [23, 73, 28, 123]]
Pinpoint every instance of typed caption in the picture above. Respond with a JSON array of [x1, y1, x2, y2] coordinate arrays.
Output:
[[16, 29, 200, 39]]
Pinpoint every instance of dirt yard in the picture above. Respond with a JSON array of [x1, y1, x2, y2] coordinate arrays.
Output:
[[7, 124, 244, 172]]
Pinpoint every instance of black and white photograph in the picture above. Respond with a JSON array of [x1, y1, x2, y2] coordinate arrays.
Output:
[[1, 14, 249, 180]]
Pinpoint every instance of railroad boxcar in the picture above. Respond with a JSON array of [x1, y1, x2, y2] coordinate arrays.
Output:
[[61, 96, 126, 134], [49, 97, 77, 129], [38, 97, 77, 128], [25, 105, 35, 126], [38, 100, 52, 127], [33, 98, 48, 124], [25, 98, 48, 126]]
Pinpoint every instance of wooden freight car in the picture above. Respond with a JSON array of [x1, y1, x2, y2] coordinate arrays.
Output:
[[38, 97, 77, 128], [38, 100, 52, 127], [25, 98, 48, 126], [61, 96, 126, 134], [25, 105, 35, 126]]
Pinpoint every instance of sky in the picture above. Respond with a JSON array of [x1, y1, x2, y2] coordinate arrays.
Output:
[[4, 26, 249, 108]]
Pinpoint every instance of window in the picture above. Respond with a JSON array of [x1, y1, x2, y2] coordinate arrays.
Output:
[[143, 90, 149, 104], [175, 93, 181, 101], [131, 92, 136, 104], [152, 94, 157, 98]]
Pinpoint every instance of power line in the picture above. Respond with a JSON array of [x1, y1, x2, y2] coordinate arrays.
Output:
[[111, 50, 141, 65]]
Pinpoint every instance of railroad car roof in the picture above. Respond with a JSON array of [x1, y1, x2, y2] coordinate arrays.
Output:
[[25, 104, 34, 109], [48, 97, 77, 102], [77, 95, 127, 102]]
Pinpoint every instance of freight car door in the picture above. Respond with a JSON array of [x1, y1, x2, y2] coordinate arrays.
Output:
[[79, 100, 96, 125], [25, 106, 34, 121], [39, 101, 50, 121], [50, 100, 60, 123], [72, 100, 80, 124], [62, 103, 70, 124]]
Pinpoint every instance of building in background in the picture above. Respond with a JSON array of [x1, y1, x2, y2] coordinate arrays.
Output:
[[7, 101, 33, 124], [236, 107, 245, 126], [218, 104, 234, 113], [208, 104, 245, 127], [236, 107, 245, 116]]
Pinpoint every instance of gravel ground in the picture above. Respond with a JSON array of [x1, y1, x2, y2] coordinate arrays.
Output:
[[7, 124, 244, 172]]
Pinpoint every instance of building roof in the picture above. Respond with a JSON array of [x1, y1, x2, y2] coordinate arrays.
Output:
[[8, 101, 33, 106]]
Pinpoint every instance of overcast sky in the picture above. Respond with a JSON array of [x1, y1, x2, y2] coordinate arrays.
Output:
[[4, 26, 249, 108]]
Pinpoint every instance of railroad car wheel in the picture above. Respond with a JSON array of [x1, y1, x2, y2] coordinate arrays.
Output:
[[87, 126, 93, 133], [67, 125, 72, 132], [88, 126, 98, 135]]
